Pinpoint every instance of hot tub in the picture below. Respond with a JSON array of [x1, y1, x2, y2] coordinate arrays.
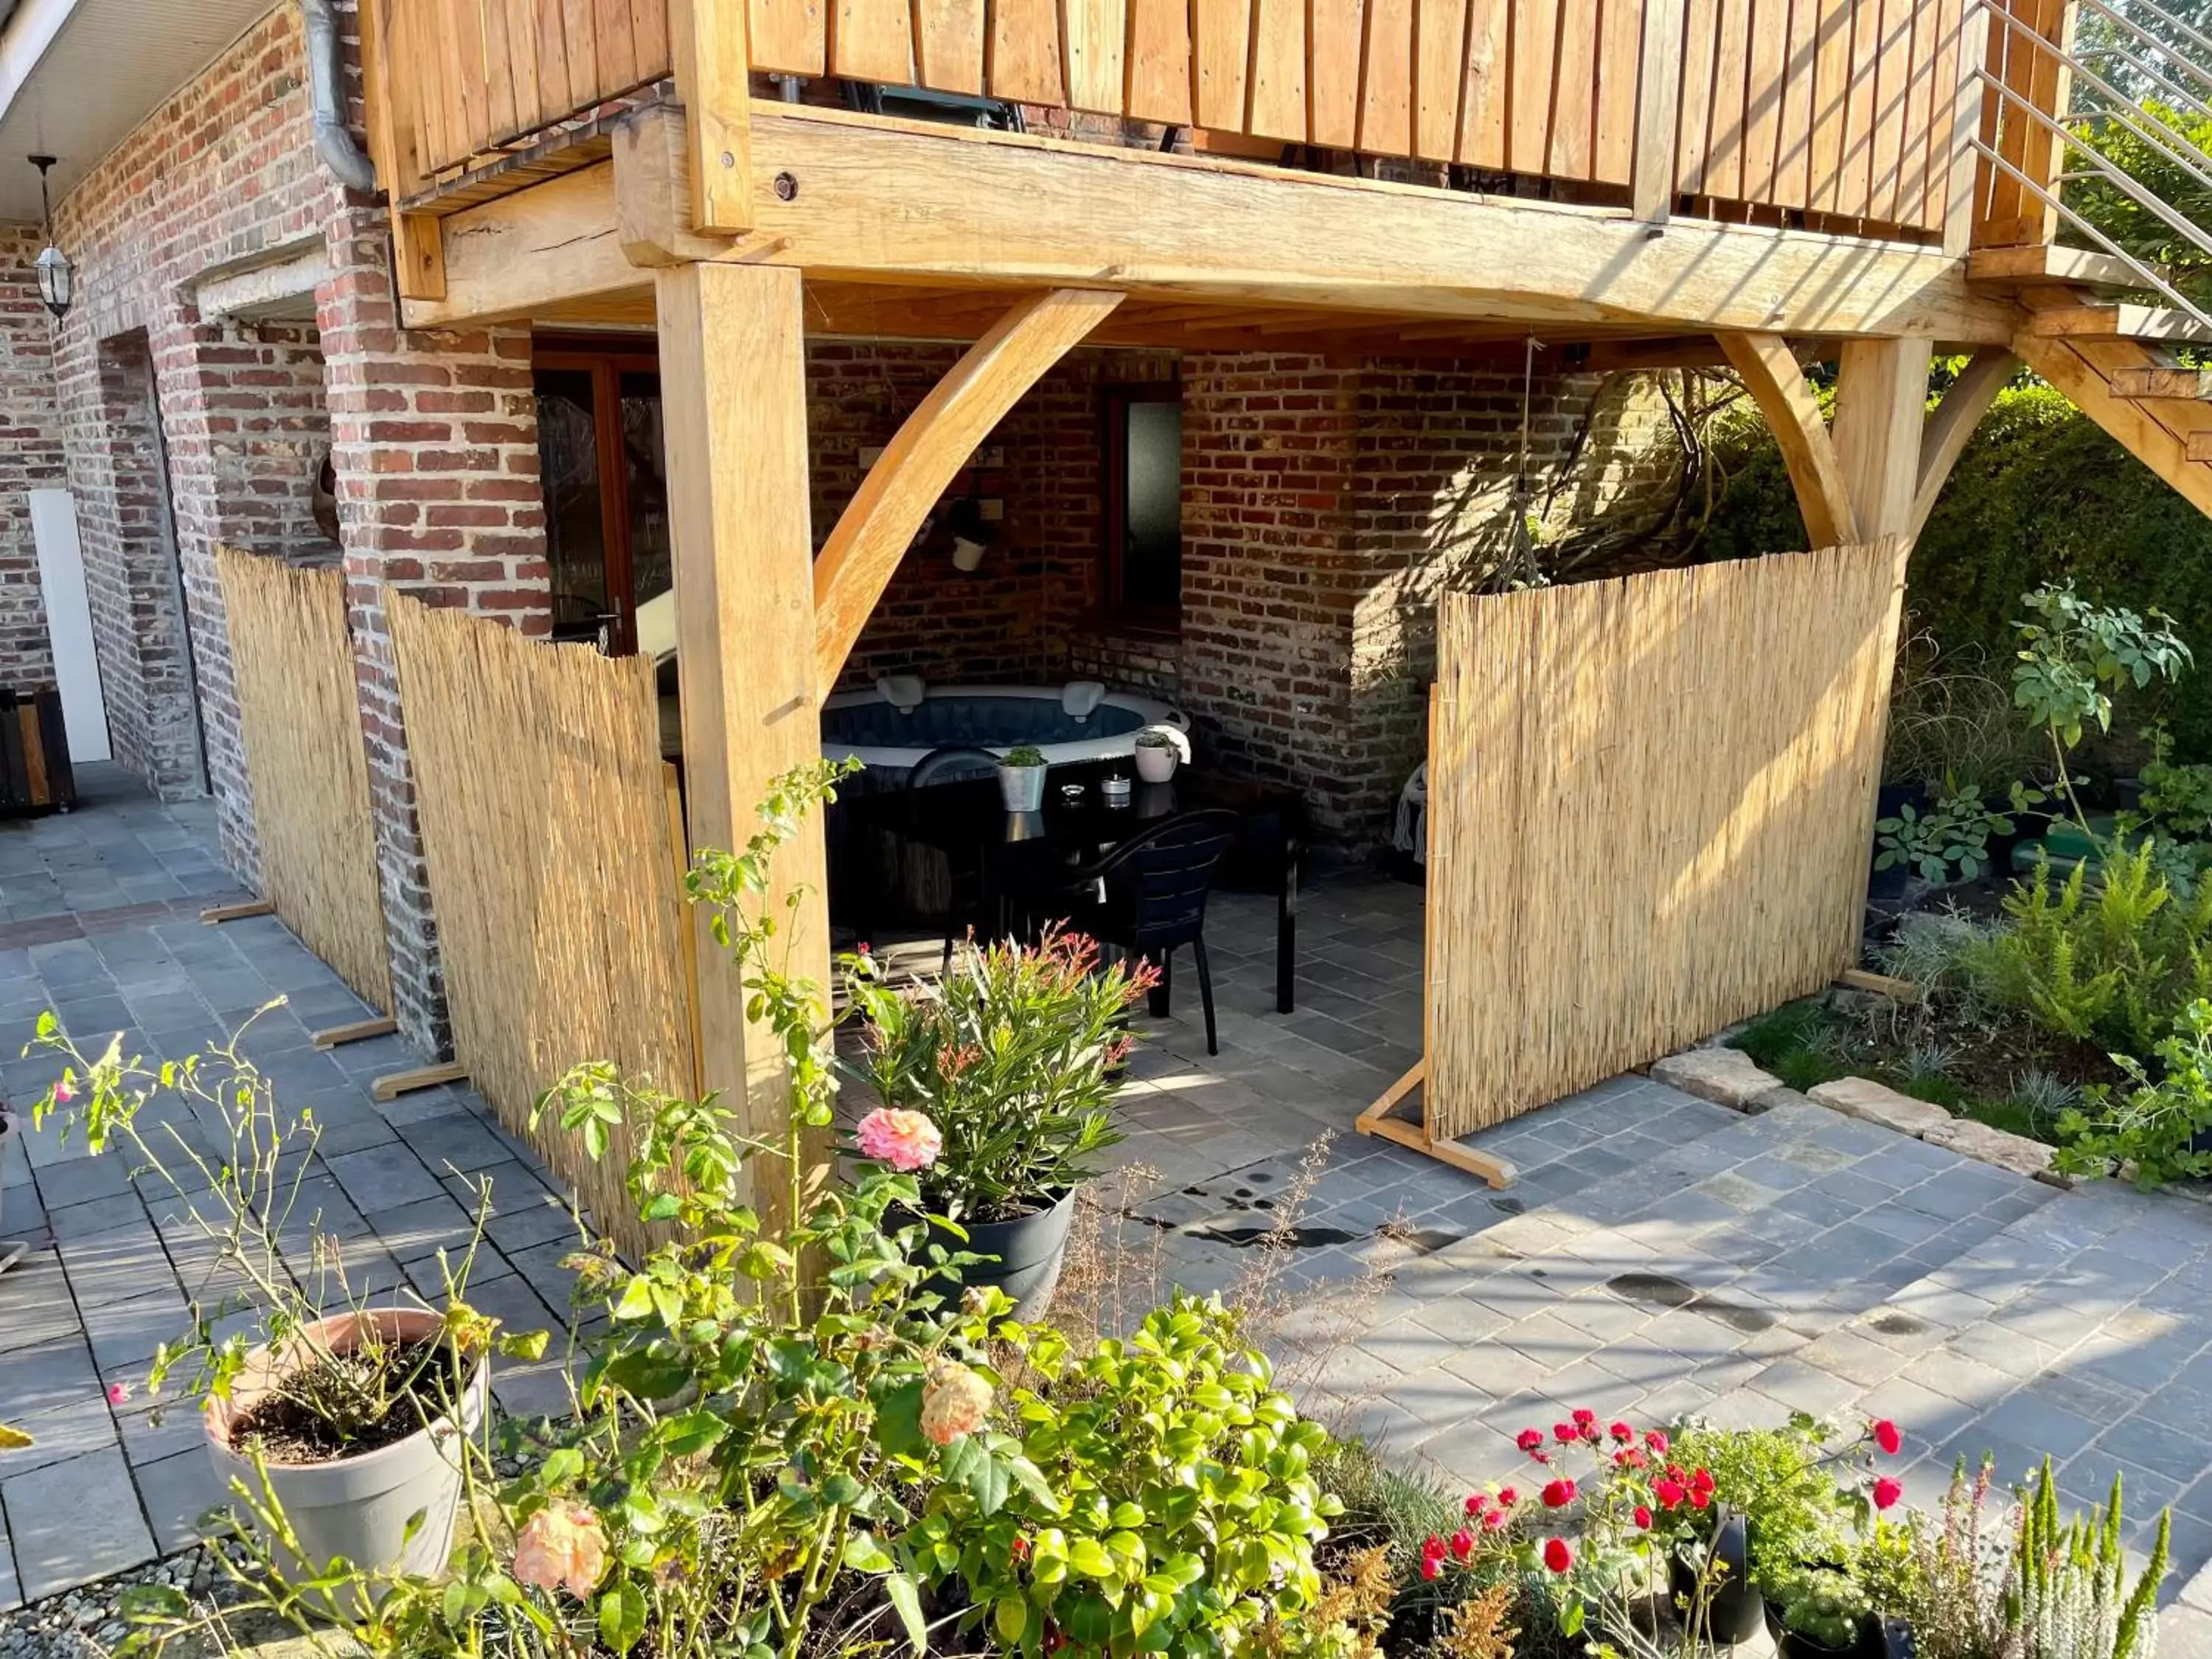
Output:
[[820, 683, 1186, 773]]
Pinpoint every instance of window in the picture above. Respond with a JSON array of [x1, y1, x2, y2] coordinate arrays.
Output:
[[1105, 386, 1183, 625], [532, 338, 669, 655]]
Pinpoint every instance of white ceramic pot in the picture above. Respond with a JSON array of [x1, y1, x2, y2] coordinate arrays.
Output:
[[1135, 744, 1179, 783], [204, 1308, 487, 1606], [998, 762, 1047, 812]]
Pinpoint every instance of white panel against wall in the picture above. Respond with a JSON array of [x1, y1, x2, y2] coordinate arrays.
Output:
[[28, 488, 113, 764]]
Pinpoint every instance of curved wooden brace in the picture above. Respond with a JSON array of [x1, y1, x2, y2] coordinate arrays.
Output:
[[1910, 348, 2017, 540], [1718, 332, 1861, 547], [813, 288, 1127, 695]]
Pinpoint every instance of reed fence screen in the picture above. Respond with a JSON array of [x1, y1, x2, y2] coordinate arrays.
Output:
[[1424, 540, 1910, 1138], [388, 595, 697, 1259], [215, 546, 392, 1015]]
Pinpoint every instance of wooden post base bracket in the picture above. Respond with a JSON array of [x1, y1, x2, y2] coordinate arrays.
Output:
[[312, 1015, 400, 1050], [201, 899, 276, 924], [370, 1061, 469, 1102], [1354, 1060, 1517, 1189]]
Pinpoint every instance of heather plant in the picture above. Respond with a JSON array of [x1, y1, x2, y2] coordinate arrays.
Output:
[[2006, 1460, 2167, 1659]]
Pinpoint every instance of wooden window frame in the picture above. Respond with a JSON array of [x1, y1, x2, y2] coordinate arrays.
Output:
[[534, 335, 661, 656], [1102, 383, 1183, 631]]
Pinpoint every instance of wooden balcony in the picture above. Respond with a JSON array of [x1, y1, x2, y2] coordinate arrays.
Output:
[[364, 0, 2051, 252]]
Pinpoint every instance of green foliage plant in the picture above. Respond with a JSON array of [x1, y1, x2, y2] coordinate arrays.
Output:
[[1770, 1562, 1874, 1649], [2006, 1460, 2167, 1659], [1665, 1417, 1860, 1596], [2010, 582, 2191, 843], [845, 926, 1146, 1222], [1874, 791, 2015, 885], [1973, 843, 2212, 1054], [1001, 744, 1046, 768], [901, 1294, 1345, 1658], [2055, 998, 2212, 1187]]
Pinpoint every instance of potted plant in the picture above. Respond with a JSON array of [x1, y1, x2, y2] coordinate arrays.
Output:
[[996, 743, 1048, 811], [844, 927, 1151, 1317], [1133, 726, 1183, 783], [26, 1011, 540, 1612], [1668, 1503, 1764, 1643], [1767, 1564, 1882, 1659]]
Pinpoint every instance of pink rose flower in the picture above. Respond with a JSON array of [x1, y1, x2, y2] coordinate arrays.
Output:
[[512, 1502, 608, 1598], [855, 1107, 942, 1172], [920, 1360, 992, 1445], [105, 1383, 129, 1407]]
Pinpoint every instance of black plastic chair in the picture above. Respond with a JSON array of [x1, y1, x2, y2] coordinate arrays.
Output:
[[904, 746, 1001, 967], [1061, 809, 1241, 1054]]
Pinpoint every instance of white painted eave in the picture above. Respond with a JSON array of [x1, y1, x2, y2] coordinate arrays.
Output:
[[0, 0, 282, 223]]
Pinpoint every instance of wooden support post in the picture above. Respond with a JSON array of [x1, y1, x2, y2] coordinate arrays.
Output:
[[1631, 0, 1687, 220], [668, 0, 754, 234], [657, 261, 824, 1231], [1834, 336, 1936, 540], [1911, 347, 2016, 538], [1718, 333, 1861, 546], [811, 288, 1125, 695], [201, 899, 276, 924]]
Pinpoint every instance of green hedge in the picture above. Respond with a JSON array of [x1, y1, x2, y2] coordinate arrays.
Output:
[[1702, 380, 2212, 757]]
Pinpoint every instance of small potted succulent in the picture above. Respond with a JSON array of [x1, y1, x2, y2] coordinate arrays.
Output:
[[1767, 1563, 1882, 1659], [995, 742, 1048, 812], [27, 1011, 543, 1611], [1133, 726, 1183, 783], [844, 928, 1151, 1317]]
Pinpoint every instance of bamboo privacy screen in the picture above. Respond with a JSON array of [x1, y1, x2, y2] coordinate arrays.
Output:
[[214, 546, 392, 1015], [1424, 542, 1910, 1137], [387, 595, 697, 1259]]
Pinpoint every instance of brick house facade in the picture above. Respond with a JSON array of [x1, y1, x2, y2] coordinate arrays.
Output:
[[0, 0, 1677, 1056]]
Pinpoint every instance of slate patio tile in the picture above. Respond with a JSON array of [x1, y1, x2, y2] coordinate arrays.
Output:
[[2, 1447, 157, 1599]]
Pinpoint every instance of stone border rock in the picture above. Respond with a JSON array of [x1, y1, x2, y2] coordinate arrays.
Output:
[[1647, 1050, 2075, 1188]]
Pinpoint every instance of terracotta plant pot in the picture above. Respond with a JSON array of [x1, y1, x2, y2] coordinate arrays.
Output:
[[203, 1308, 487, 1606]]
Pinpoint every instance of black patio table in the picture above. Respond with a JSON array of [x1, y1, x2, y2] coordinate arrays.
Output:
[[860, 758, 1307, 1015]]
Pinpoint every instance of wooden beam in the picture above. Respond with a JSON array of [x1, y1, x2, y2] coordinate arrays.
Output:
[[656, 260, 827, 1231], [201, 899, 275, 924], [1354, 1061, 1518, 1189], [1834, 336, 1935, 540], [812, 288, 1124, 693], [1718, 333, 1861, 546], [371, 1060, 468, 1101], [2015, 334, 2212, 518], [1966, 245, 2152, 288], [614, 106, 733, 267], [2029, 305, 2212, 343], [1911, 347, 2016, 539], [414, 103, 2017, 342], [667, 0, 753, 234], [311, 1015, 401, 1050]]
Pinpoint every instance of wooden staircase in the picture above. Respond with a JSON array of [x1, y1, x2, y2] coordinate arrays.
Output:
[[1969, 246, 2212, 518]]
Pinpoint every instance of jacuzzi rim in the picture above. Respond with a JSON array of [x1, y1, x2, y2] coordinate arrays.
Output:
[[819, 683, 1189, 771]]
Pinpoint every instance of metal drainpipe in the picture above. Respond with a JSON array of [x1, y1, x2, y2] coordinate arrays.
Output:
[[299, 0, 378, 192]]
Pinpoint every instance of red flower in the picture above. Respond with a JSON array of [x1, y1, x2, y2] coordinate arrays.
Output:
[[1690, 1487, 1713, 1509], [1465, 1493, 1489, 1517], [1554, 1422, 1579, 1445], [1690, 1468, 1714, 1495], [1610, 1421, 1634, 1442], [1540, 1478, 1577, 1508], [1528, 1450, 1551, 1464], [1635, 1505, 1654, 1529], [1420, 1553, 1442, 1580], [1481, 1508, 1509, 1531], [1571, 1408, 1596, 1427], [1872, 1419, 1902, 1456], [1654, 1478, 1687, 1509], [1496, 1487, 1518, 1507], [1517, 1428, 1546, 1453], [1645, 1430, 1670, 1454], [1450, 1529, 1476, 1562], [1613, 1447, 1646, 1469], [1011, 1535, 1031, 1562], [1874, 1478, 1903, 1511], [1543, 1537, 1574, 1573]]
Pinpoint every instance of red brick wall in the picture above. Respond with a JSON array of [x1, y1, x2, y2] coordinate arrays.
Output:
[[0, 228, 65, 692], [44, 1, 548, 1050]]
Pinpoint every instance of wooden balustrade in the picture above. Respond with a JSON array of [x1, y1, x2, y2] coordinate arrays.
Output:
[[368, 0, 1997, 243]]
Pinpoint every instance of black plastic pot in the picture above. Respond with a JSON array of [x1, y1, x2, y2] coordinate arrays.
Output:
[[1764, 1599, 1892, 1659], [900, 1187, 1078, 1321], [1670, 1509, 1764, 1645]]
